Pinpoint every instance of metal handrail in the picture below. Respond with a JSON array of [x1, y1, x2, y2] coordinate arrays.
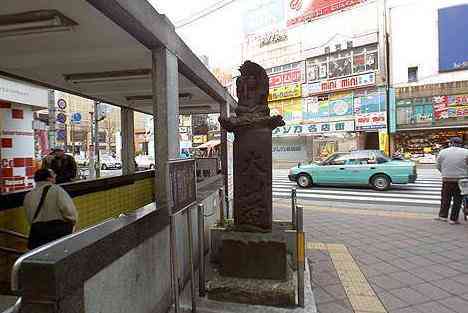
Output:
[[0, 228, 28, 240], [0, 246, 25, 256], [11, 217, 115, 292], [8, 297, 21, 313]]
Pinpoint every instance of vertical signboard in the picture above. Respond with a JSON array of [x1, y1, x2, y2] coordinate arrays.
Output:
[[438, 5, 468, 72], [169, 159, 197, 215]]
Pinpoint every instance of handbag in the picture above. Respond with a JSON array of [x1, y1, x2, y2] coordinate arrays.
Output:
[[28, 185, 73, 250]]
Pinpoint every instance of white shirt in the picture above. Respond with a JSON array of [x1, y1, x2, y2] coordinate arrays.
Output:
[[23, 182, 78, 224]]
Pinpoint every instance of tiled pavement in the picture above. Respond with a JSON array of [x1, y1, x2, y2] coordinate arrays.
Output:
[[274, 201, 468, 313]]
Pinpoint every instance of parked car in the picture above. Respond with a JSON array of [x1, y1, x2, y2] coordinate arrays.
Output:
[[74, 154, 88, 167], [135, 155, 155, 170], [289, 150, 417, 191], [100, 155, 121, 170]]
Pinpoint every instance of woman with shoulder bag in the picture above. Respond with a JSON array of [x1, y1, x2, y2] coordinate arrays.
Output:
[[23, 169, 78, 250]]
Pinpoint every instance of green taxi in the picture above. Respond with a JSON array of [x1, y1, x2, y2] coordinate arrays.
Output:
[[288, 150, 417, 191]]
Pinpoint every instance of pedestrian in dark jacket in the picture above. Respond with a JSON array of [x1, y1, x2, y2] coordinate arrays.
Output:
[[435, 137, 468, 224], [42, 146, 77, 184]]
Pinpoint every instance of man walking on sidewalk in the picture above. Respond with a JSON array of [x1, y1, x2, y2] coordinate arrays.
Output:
[[436, 137, 468, 224]]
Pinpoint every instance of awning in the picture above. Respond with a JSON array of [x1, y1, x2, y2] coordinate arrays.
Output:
[[0, 0, 237, 115], [195, 139, 221, 149]]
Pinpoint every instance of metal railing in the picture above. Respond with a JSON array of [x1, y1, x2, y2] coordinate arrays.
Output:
[[11, 217, 116, 292], [291, 188, 305, 308]]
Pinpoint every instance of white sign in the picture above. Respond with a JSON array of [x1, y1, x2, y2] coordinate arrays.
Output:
[[0, 77, 48, 108], [355, 112, 387, 130], [273, 120, 355, 137], [303, 72, 376, 96]]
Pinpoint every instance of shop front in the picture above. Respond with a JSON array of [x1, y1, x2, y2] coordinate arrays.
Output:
[[394, 92, 468, 162], [302, 72, 387, 154], [0, 76, 48, 193]]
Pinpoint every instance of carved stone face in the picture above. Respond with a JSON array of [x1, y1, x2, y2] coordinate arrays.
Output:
[[235, 61, 270, 114]]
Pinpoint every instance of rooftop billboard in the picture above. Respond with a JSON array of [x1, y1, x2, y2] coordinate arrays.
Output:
[[438, 5, 468, 72], [287, 0, 368, 27]]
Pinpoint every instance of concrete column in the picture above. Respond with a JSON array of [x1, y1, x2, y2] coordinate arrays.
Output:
[[220, 97, 229, 194], [152, 47, 180, 216], [121, 107, 135, 175]]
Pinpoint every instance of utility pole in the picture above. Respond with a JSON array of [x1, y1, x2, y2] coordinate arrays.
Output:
[[47, 90, 56, 150], [94, 101, 101, 178]]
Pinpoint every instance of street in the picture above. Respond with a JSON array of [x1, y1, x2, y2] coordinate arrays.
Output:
[[273, 168, 443, 214]]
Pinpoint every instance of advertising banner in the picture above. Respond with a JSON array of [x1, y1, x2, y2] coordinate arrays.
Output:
[[378, 130, 389, 155], [273, 120, 355, 137], [243, 0, 285, 35], [303, 72, 376, 96], [303, 93, 353, 120], [269, 98, 303, 122], [433, 94, 468, 120], [0, 77, 48, 108], [438, 5, 468, 72], [287, 0, 368, 27], [355, 112, 387, 130], [269, 68, 304, 87], [269, 83, 302, 101]]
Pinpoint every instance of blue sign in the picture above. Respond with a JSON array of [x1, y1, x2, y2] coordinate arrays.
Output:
[[56, 113, 67, 124], [439, 5, 468, 72], [71, 112, 82, 124]]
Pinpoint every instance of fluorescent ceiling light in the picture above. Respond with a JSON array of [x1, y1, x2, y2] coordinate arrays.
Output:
[[0, 10, 77, 38], [126, 93, 193, 102], [65, 69, 151, 85]]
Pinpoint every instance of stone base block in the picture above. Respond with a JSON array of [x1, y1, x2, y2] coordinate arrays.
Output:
[[208, 264, 295, 307], [221, 239, 287, 280]]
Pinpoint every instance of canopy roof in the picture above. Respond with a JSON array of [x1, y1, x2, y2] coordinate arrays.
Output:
[[0, 0, 236, 115]]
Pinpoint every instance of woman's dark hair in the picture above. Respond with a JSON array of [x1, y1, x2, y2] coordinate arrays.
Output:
[[34, 169, 54, 182]]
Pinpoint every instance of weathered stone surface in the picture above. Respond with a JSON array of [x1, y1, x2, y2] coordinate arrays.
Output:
[[218, 61, 284, 232], [233, 128, 273, 231], [208, 263, 295, 307], [220, 239, 287, 280], [210, 222, 296, 267]]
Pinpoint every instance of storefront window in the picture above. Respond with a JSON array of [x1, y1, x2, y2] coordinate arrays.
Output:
[[306, 44, 378, 81], [134, 112, 154, 172]]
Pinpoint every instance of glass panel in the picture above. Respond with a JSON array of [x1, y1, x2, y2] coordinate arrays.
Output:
[[353, 54, 366, 73], [134, 112, 154, 171], [366, 51, 378, 71]]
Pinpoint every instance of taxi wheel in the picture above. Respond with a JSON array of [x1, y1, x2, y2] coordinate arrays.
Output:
[[297, 174, 312, 188], [371, 174, 391, 191]]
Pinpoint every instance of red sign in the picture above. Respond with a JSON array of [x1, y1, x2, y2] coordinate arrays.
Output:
[[269, 69, 303, 87], [287, 0, 367, 27]]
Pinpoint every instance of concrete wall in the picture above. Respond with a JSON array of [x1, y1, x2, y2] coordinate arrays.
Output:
[[83, 186, 221, 313], [272, 137, 309, 162], [389, 0, 468, 87], [84, 228, 172, 313]]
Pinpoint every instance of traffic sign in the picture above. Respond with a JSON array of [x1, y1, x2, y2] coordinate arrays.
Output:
[[57, 98, 67, 110], [71, 112, 82, 124], [56, 113, 67, 124], [56, 129, 66, 141]]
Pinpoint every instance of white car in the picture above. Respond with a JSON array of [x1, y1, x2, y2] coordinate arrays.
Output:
[[135, 155, 155, 170], [100, 156, 121, 170], [74, 155, 89, 167]]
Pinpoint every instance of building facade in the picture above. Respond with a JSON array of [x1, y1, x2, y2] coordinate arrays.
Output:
[[0, 76, 48, 192], [240, 0, 384, 162], [388, 0, 468, 161]]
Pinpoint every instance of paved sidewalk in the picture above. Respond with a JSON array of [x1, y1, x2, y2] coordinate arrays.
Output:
[[274, 201, 468, 313]]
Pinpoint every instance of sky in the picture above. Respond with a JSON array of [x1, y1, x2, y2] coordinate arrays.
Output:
[[150, 0, 245, 71]]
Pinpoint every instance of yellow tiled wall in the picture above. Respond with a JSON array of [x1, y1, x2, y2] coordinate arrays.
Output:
[[0, 177, 154, 235]]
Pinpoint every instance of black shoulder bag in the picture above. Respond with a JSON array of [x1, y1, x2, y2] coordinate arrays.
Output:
[[28, 186, 73, 250]]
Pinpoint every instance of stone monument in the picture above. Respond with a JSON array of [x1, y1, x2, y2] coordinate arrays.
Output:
[[219, 60, 284, 232], [208, 61, 296, 306]]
